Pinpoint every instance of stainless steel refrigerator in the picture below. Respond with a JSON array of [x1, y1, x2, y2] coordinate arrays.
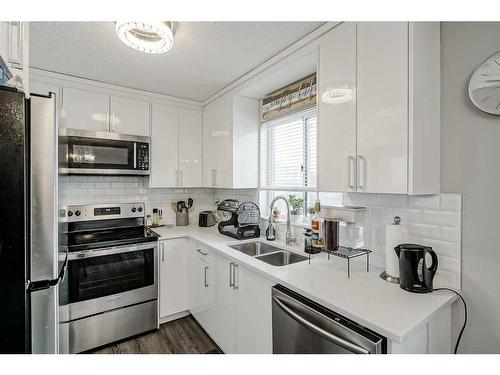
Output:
[[0, 86, 65, 353]]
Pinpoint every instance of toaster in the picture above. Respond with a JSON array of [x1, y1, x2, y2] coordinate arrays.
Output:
[[199, 211, 216, 227]]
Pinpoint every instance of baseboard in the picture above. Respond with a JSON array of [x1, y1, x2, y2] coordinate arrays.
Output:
[[159, 310, 190, 324]]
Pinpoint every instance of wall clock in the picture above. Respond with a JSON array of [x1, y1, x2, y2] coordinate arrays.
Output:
[[469, 50, 500, 115]]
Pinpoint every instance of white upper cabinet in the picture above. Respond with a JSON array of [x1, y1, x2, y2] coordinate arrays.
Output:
[[61, 86, 110, 131], [318, 22, 357, 193], [318, 22, 440, 195], [1, 22, 29, 94], [179, 108, 203, 187], [357, 22, 408, 194], [150, 104, 203, 188], [202, 93, 259, 188], [150, 103, 179, 187], [110, 96, 150, 136]]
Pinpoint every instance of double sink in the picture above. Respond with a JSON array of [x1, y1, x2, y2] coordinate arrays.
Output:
[[229, 241, 308, 266]]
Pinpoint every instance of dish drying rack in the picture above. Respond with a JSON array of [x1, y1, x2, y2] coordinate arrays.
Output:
[[320, 246, 372, 278]]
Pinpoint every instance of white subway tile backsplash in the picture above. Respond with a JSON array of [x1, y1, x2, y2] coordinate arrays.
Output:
[[381, 194, 408, 208], [392, 208, 422, 223], [422, 210, 461, 227], [409, 195, 440, 209], [440, 194, 462, 211], [408, 223, 440, 239], [440, 226, 461, 243]]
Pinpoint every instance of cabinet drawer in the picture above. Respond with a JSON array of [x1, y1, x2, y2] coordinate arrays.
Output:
[[196, 241, 213, 261]]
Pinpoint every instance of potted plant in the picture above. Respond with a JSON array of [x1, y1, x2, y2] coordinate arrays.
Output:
[[288, 194, 304, 223]]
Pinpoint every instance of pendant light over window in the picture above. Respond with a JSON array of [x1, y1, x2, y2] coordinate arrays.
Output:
[[115, 21, 174, 54]]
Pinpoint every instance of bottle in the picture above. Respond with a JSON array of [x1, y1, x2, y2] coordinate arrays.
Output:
[[311, 200, 324, 252], [304, 228, 314, 254], [152, 208, 158, 226], [266, 219, 276, 241]]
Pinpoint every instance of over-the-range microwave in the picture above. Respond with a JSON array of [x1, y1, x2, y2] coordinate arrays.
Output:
[[59, 128, 150, 175]]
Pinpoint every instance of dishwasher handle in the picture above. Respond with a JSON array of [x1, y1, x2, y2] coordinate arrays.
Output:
[[272, 295, 370, 354]]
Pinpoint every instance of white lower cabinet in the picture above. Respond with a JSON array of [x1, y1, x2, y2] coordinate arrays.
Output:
[[159, 238, 190, 319], [189, 245, 273, 354]]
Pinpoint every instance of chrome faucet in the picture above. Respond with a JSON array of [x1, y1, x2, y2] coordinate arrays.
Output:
[[269, 195, 296, 246]]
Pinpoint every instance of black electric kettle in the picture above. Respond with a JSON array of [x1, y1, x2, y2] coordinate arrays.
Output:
[[394, 244, 438, 293]]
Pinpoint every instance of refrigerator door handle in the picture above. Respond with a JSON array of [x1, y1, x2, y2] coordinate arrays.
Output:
[[27, 247, 68, 292]]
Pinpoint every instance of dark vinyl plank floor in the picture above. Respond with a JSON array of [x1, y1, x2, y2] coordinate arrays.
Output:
[[91, 315, 223, 354]]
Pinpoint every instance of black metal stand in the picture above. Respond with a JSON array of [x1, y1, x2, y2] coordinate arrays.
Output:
[[323, 246, 372, 278]]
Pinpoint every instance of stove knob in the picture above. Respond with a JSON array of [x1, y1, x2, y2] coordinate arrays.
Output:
[[75, 210, 81, 217], [67, 210, 73, 217], [138, 207, 143, 212], [131, 207, 137, 213]]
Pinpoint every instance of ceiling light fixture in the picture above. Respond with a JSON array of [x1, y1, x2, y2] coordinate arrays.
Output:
[[321, 88, 353, 104], [115, 21, 174, 54]]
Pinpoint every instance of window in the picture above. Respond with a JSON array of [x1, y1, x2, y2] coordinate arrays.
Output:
[[260, 108, 317, 190], [259, 109, 318, 219]]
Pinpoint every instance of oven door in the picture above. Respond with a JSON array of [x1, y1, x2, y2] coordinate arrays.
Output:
[[58, 129, 150, 175], [59, 242, 158, 322]]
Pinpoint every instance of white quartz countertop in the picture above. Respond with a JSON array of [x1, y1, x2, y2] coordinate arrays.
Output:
[[151, 224, 456, 343]]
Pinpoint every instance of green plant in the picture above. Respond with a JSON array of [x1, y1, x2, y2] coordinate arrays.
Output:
[[308, 206, 316, 215], [288, 194, 304, 212]]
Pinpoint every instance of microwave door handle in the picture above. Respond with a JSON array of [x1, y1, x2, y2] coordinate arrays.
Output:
[[272, 295, 370, 354], [134, 143, 137, 169]]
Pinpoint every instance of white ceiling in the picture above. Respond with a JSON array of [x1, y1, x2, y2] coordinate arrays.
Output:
[[30, 22, 323, 102]]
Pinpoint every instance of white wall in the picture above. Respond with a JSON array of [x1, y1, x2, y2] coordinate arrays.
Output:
[[441, 22, 500, 353]]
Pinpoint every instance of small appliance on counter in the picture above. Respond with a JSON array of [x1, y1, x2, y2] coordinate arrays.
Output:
[[217, 199, 261, 240], [394, 243, 438, 293], [199, 211, 216, 227]]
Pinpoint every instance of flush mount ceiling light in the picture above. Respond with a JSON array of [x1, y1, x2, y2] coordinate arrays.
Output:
[[115, 21, 174, 54], [321, 88, 353, 104]]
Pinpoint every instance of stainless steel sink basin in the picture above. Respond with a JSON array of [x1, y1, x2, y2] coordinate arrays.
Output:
[[229, 242, 283, 257], [254, 250, 308, 266]]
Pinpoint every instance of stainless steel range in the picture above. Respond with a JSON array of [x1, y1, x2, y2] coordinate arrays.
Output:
[[58, 203, 159, 353]]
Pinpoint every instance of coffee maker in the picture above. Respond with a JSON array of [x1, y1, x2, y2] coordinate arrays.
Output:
[[394, 244, 438, 293]]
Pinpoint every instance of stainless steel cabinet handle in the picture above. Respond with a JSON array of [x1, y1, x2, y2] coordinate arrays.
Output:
[[204, 266, 209, 287], [161, 243, 165, 262], [211, 169, 217, 187], [229, 262, 234, 287], [197, 249, 208, 256], [348, 156, 356, 189], [272, 296, 370, 354], [357, 155, 365, 190], [233, 264, 238, 290]]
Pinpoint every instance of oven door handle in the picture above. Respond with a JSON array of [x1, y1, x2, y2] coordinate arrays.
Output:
[[68, 242, 157, 260]]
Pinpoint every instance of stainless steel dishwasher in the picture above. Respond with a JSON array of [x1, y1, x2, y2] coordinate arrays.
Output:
[[272, 285, 386, 354]]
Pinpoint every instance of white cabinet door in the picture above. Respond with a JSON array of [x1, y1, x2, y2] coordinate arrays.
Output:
[[179, 108, 202, 187], [202, 93, 233, 188], [5, 21, 23, 67], [209, 253, 236, 353], [318, 22, 357, 193], [234, 265, 274, 354], [189, 243, 214, 331], [61, 86, 110, 131], [159, 239, 190, 319], [150, 103, 179, 187], [110, 96, 150, 136], [357, 22, 408, 194]]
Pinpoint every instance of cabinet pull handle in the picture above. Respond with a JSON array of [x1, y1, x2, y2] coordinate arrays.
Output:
[[348, 156, 355, 189], [204, 266, 209, 287], [211, 169, 217, 187], [161, 243, 165, 262], [197, 249, 208, 256], [357, 155, 365, 190], [233, 264, 238, 290], [229, 262, 234, 287]]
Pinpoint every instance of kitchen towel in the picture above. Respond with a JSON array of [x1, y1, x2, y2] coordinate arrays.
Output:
[[385, 223, 409, 278]]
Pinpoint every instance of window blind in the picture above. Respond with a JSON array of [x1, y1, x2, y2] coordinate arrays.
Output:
[[260, 109, 317, 190]]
